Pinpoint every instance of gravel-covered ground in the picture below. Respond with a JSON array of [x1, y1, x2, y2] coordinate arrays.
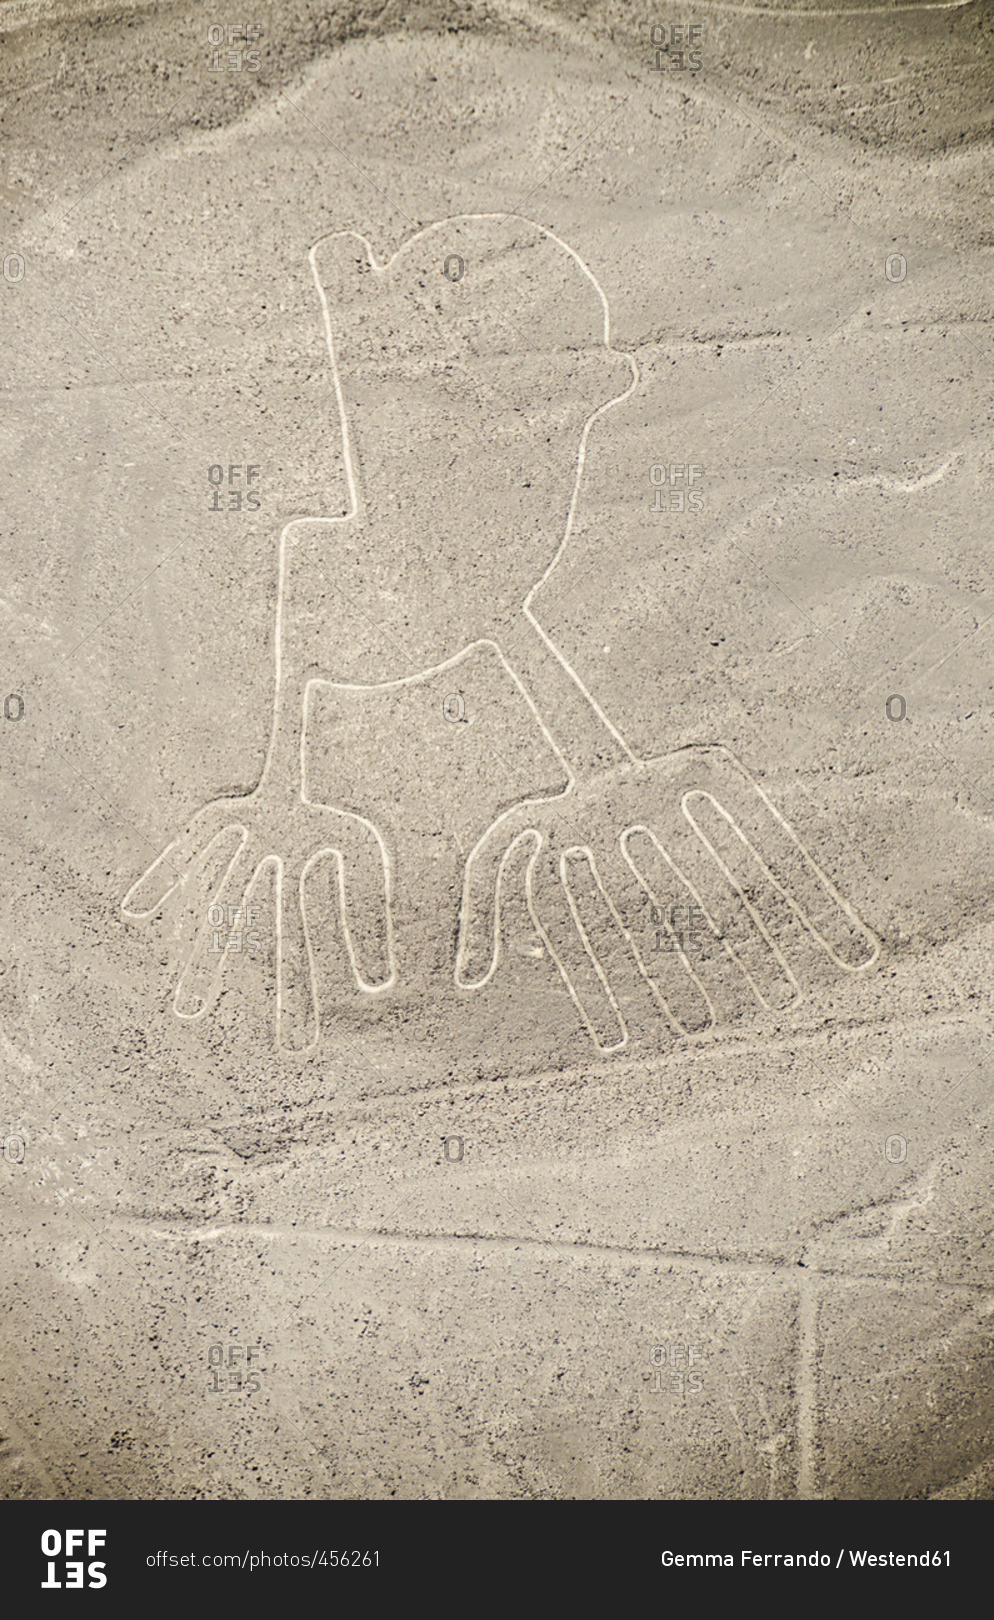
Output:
[[1, 0, 992, 1499]]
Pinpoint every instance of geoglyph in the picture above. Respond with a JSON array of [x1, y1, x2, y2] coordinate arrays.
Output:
[[123, 215, 879, 1052]]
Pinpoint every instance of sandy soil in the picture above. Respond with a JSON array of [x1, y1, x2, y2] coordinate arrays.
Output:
[[1, 0, 993, 1498]]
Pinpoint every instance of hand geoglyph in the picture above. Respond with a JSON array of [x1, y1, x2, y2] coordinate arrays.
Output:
[[123, 215, 879, 1052]]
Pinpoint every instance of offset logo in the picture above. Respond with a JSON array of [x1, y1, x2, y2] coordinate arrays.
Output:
[[123, 215, 879, 1053], [41, 1529, 107, 1589]]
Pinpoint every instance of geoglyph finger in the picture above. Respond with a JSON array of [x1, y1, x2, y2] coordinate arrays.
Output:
[[527, 846, 625, 1053], [173, 834, 253, 1019], [122, 808, 245, 920], [456, 821, 539, 989], [324, 816, 394, 993], [681, 777, 879, 972], [274, 857, 320, 1053]]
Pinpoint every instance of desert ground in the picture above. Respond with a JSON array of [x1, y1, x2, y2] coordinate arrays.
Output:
[[1, 0, 993, 1499]]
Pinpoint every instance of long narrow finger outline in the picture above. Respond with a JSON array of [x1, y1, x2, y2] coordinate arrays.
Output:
[[455, 827, 542, 990], [680, 787, 880, 974], [122, 815, 248, 920], [301, 833, 397, 996], [272, 855, 320, 1054], [173, 830, 253, 1019], [525, 841, 627, 1053]]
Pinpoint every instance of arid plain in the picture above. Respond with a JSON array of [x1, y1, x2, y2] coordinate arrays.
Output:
[[1, 0, 993, 1498]]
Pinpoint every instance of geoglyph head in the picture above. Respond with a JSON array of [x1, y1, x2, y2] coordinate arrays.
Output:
[[310, 213, 634, 450]]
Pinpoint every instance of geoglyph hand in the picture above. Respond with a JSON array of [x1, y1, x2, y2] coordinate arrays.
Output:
[[121, 756, 394, 1052], [456, 744, 879, 1054]]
